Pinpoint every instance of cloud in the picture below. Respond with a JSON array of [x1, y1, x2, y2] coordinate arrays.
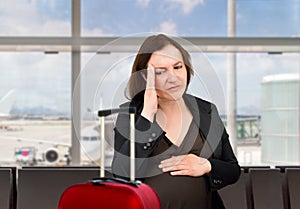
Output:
[[31, 0, 57, 9], [0, 1, 112, 37], [136, 0, 151, 8], [237, 54, 284, 76], [0, 0, 110, 112], [157, 21, 178, 35], [165, 0, 204, 14], [82, 28, 113, 37], [0, 0, 70, 35]]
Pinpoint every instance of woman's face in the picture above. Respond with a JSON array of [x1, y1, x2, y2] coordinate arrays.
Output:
[[147, 44, 187, 101]]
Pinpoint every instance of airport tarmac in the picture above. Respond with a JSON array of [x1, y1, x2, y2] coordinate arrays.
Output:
[[0, 120, 71, 166], [0, 119, 263, 167]]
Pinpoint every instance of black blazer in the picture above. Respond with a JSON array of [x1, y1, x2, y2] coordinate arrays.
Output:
[[112, 94, 241, 209]]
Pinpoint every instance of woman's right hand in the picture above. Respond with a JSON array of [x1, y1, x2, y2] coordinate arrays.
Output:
[[141, 65, 158, 122]]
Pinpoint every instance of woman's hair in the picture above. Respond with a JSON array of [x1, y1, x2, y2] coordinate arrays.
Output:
[[126, 34, 194, 100]]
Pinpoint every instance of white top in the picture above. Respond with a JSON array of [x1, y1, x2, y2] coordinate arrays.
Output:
[[262, 74, 300, 83]]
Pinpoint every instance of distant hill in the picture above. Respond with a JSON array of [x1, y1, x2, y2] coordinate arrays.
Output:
[[10, 106, 69, 116], [9, 104, 260, 118]]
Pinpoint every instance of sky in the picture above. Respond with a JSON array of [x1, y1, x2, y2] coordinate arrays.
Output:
[[0, 0, 299, 116]]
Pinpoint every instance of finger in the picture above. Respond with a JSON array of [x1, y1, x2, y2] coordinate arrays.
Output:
[[160, 155, 185, 166], [161, 164, 188, 173], [141, 70, 147, 81], [159, 160, 182, 169], [170, 170, 189, 176], [159, 158, 177, 168], [146, 65, 155, 90]]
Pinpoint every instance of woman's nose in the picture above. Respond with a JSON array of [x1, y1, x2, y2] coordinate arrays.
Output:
[[166, 69, 177, 82]]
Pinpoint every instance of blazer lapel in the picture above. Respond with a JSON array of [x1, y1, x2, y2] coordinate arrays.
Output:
[[183, 94, 219, 159]]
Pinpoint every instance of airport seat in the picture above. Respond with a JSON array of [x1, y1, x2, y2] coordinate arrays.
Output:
[[249, 168, 285, 209], [219, 169, 249, 209], [17, 167, 104, 209], [241, 165, 270, 173], [0, 168, 13, 209], [286, 168, 300, 209]]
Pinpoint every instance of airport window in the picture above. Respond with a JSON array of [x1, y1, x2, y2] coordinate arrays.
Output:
[[0, 52, 71, 166], [0, 0, 299, 167], [81, 0, 227, 37], [235, 53, 300, 165], [237, 0, 300, 37], [81, 51, 300, 167], [0, 0, 71, 36], [82, 0, 300, 37], [81, 52, 134, 165], [188, 52, 300, 166]]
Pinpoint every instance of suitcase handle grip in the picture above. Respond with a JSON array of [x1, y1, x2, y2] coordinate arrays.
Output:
[[98, 107, 136, 117], [91, 177, 141, 188]]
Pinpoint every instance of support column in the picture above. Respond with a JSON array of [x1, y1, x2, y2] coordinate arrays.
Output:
[[70, 0, 81, 165], [298, 72, 300, 163], [227, 0, 237, 153]]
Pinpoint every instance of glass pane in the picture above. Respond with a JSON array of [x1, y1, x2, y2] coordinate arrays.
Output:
[[0, 52, 71, 166], [0, 0, 71, 36], [81, 52, 226, 114], [261, 136, 298, 164], [81, 52, 136, 165], [82, 50, 300, 166], [235, 53, 300, 165], [237, 0, 300, 37], [80, 50, 227, 166], [82, 0, 300, 37], [81, 0, 227, 37], [197, 52, 300, 166]]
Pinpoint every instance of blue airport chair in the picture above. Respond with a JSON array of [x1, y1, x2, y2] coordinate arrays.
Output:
[[250, 168, 285, 209], [286, 168, 300, 209], [219, 169, 249, 209], [17, 167, 101, 209], [0, 168, 13, 209]]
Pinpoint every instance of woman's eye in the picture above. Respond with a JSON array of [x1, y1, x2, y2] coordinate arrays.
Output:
[[174, 65, 183, 70], [155, 69, 166, 75]]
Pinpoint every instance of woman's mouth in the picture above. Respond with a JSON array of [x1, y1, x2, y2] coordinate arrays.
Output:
[[167, 85, 180, 91]]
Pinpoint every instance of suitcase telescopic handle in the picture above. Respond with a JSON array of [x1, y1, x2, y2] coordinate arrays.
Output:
[[98, 107, 136, 182]]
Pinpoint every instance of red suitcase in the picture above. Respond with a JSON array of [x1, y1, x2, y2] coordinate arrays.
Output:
[[58, 108, 161, 209]]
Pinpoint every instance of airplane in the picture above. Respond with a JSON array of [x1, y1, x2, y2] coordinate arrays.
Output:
[[80, 120, 114, 167]]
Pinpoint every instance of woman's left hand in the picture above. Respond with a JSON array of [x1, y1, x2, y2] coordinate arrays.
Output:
[[159, 154, 212, 177]]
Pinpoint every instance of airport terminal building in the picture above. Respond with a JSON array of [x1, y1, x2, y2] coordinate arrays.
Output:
[[0, 1, 300, 209]]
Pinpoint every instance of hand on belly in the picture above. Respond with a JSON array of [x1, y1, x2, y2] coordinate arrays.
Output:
[[158, 154, 212, 177]]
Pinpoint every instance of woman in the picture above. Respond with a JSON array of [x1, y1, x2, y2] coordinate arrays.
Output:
[[112, 34, 240, 209]]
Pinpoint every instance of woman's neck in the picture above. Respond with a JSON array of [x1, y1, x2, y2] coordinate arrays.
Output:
[[158, 97, 185, 115], [156, 97, 193, 146]]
